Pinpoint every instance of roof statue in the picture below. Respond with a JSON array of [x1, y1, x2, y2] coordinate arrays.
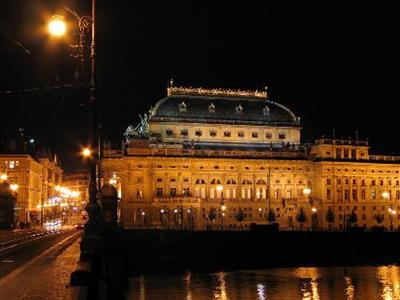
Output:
[[124, 113, 150, 139]]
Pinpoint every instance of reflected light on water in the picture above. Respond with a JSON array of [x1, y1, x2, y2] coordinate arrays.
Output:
[[139, 276, 146, 300], [344, 276, 354, 300], [377, 266, 400, 300], [294, 267, 320, 300], [184, 271, 192, 300], [214, 272, 228, 300], [257, 283, 266, 300]]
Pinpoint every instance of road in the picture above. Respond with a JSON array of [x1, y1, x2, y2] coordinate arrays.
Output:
[[0, 228, 82, 300]]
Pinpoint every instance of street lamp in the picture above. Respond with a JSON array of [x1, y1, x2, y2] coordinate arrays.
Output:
[[48, 1, 100, 232], [388, 208, 397, 231], [81, 147, 92, 158], [48, 15, 67, 36], [0, 173, 8, 181], [221, 204, 226, 230], [10, 184, 19, 192]]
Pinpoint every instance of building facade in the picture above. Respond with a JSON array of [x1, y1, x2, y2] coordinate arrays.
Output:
[[102, 86, 400, 231], [0, 154, 63, 223], [63, 171, 90, 208]]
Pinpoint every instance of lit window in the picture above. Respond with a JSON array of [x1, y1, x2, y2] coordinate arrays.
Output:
[[235, 105, 243, 114], [263, 106, 270, 116], [8, 161, 15, 169]]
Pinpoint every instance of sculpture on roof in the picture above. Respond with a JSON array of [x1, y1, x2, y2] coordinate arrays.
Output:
[[124, 112, 150, 139]]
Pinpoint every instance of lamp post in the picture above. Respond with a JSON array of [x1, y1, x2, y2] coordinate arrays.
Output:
[[216, 185, 225, 230], [182, 189, 186, 230], [48, 1, 101, 231], [382, 191, 393, 231], [303, 188, 312, 230]]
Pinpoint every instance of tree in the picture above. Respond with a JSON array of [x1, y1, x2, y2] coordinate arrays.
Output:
[[235, 208, 244, 230], [347, 210, 358, 227], [325, 207, 335, 230], [374, 213, 384, 225], [266, 209, 276, 224], [296, 207, 307, 231], [208, 208, 217, 230]]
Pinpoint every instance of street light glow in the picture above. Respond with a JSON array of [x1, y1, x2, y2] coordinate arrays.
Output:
[[311, 207, 317, 213], [216, 185, 224, 192], [382, 191, 390, 199], [48, 15, 66, 36], [10, 184, 19, 192], [0, 173, 7, 181], [81, 147, 92, 157], [221, 205, 226, 211], [303, 188, 311, 195]]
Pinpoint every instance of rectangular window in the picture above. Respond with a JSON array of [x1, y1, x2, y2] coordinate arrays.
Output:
[[157, 178, 163, 182], [8, 161, 15, 169], [361, 189, 366, 200], [327, 189, 331, 200], [351, 149, 357, 158], [371, 180, 376, 186], [380, 180, 384, 186], [344, 149, 349, 158], [337, 179, 342, 185], [195, 130, 202, 137], [265, 132, 272, 139], [278, 133, 286, 139], [352, 179, 357, 185], [137, 177, 143, 183], [352, 189, 357, 200], [326, 178, 332, 185], [396, 190, 400, 200], [183, 188, 190, 195], [336, 149, 341, 158], [156, 188, 163, 197], [238, 131, 245, 138], [180, 129, 188, 136], [344, 189, 350, 201], [337, 189, 343, 201], [361, 180, 365, 186], [210, 130, 217, 137], [170, 188, 177, 197], [251, 132, 258, 138], [371, 190, 377, 200], [224, 131, 231, 137]]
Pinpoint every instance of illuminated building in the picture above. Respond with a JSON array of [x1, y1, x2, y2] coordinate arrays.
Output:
[[102, 85, 400, 230], [0, 154, 63, 223], [63, 171, 90, 207]]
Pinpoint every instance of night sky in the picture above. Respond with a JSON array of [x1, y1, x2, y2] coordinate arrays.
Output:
[[0, 1, 398, 172]]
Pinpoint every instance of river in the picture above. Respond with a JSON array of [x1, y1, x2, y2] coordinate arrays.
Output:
[[128, 265, 400, 299]]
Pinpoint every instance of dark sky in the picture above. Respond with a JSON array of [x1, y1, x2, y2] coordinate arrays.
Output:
[[0, 1, 398, 172]]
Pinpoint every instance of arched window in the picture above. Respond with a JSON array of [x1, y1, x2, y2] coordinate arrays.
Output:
[[226, 179, 237, 185], [210, 178, 222, 185], [256, 179, 267, 185], [195, 179, 206, 185], [241, 179, 252, 185]]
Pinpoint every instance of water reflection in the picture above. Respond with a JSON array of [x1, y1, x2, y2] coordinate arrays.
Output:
[[377, 266, 400, 300], [128, 265, 400, 300]]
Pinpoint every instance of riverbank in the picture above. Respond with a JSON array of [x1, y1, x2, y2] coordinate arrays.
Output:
[[121, 229, 400, 274]]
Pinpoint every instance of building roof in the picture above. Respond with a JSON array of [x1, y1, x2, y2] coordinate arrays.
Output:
[[150, 93, 300, 127]]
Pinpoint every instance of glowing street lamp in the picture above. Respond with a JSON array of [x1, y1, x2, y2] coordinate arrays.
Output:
[[382, 191, 390, 200], [0, 173, 7, 181], [81, 147, 92, 158], [48, 15, 67, 36], [10, 184, 19, 192], [303, 188, 311, 196], [311, 207, 317, 213]]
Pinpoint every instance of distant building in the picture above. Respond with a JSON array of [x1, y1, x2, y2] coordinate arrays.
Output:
[[63, 171, 89, 207], [102, 85, 400, 231], [0, 130, 63, 223]]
